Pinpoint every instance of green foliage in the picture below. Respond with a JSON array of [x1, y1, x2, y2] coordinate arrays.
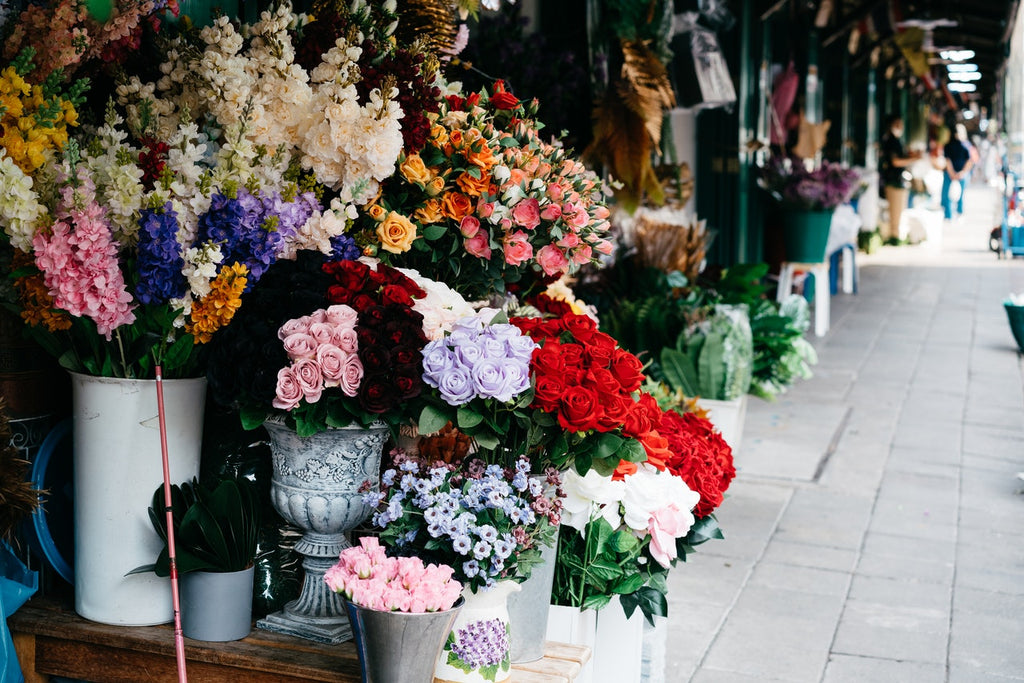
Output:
[[141, 477, 261, 576], [552, 518, 670, 625]]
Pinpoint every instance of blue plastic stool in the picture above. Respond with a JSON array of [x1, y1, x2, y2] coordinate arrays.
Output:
[[828, 243, 858, 295]]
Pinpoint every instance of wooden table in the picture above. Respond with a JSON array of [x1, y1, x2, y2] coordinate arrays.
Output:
[[10, 598, 591, 682]]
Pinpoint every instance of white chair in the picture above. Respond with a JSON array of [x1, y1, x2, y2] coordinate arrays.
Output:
[[777, 261, 830, 337]]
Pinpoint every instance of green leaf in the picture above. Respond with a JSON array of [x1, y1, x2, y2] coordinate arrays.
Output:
[[609, 530, 639, 553], [581, 594, 612, 611], [474, 432, 500, 450], [618, 438, 647, 463], [418, 404, 450, 435], [611, 573, 647, 595], [456, 407, 484, 429], [660, 348, 698, 396], [239, 405, 268, 431], [587, 558, 623, 581], [594, 432, 624, 461], [160, 334, 195, 369], [423, 224, 447, 240]]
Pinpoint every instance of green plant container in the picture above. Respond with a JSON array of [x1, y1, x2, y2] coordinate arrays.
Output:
[[1004, 302, 1024, 352], [782, 210, 832, 263]]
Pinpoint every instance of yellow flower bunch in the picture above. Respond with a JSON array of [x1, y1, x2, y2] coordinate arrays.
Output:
[[0, 58, 82, 173], [13, 257, 73, 332], [186, 263, 249, 344]]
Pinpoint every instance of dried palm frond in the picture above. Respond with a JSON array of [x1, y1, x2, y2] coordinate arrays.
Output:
[[0, 399, 39, 541], [655, 162, 694, 209], [618, 39, 675, 145], [395, 0, 459, 56], [415, 422, 475, 464]]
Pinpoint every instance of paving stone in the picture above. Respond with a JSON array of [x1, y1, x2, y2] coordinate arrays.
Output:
[[758, 539, 859, 573], [699, 586, 844, 681], [831, 600, 949, 664], [747, 561, 851, 597], [821, 654, 945, 683], [846, 575, 951, 614], [773, 488, 874, 549]]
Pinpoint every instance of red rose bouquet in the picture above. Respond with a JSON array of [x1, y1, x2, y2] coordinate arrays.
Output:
[[355, 81, 614, 301], [511, 312, 668, 476], [659, 409, 736, 519]]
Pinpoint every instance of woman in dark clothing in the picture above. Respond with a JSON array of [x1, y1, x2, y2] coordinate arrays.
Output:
[[879, 115, 920, 241]]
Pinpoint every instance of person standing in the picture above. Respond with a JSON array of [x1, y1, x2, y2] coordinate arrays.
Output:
[[942, 124, 974, 221], [879, 115, 920, 241]]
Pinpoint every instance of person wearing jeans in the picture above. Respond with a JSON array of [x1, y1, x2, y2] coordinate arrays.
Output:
[[942, 124, 974, 221]]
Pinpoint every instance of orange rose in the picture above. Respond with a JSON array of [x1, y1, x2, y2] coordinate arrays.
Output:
[[465, 143, 498, 170], [366, 204, 387, 221], [448, 129, 465, 150], [441, 192, 474, 221], [399, 153, 435, 185], [414, 198, 445, 224], [376, 211, 417, 254], [455, 170, 492, 197]]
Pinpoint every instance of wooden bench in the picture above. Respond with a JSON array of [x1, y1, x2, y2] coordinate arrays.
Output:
[[10, 597, 590, 683]]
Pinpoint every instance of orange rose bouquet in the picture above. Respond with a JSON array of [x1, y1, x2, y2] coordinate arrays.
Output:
[[353, 81, 614, 301]]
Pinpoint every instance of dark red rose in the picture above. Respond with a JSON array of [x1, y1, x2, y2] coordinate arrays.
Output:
[[327, 285, 353, 305], [562, 314, 597, 342], [359, 346, 391, 371], [557, 386, 602, 432], [380, 267, 426, 299], [584, 343, 614, 369], [323, 260, 370, 292], [359, 376, 398, 413], [381, 284, 414, 307], [583, 367, 622, 400], [361, 305, 389, 326], [589, 331, 618, 351], [351, 293, 376, 312], [511, 317, 541, 335], [393, 368, 423, 399], [608, 349, 645, 392], [490, 80, 519, 110], [392, 345, 419, 366], [357, 327, 381, 348], [596, 395, 631, 431], [367, 268, 388, 288], [530, 293, 574, 318], [533, 375, 566, 411], [532, 343, 566, 377]]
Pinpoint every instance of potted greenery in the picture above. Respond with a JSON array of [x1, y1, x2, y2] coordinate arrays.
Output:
[[142, 477, 261, 641], [760, 156, 862, 263]]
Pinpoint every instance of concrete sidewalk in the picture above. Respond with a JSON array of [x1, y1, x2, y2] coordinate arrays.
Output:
[[667, 182, 1024, 682]]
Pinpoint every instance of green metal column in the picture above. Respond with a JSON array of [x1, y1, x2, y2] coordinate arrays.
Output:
[[841, 49, 852, 166], [866, 67, 878, 172], [735, 0, 756, 264]]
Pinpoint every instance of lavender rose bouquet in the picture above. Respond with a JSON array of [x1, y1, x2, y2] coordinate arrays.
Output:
[[759, 156, 862, 211]]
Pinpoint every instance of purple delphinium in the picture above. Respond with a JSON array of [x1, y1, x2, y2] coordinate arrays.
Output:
[[135, 203, 186, 305], [762, 156, 861, 211], [450, 618, 510, 669]]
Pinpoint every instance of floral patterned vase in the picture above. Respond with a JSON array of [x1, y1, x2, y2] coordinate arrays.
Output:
[[434, 580, 520, 683]]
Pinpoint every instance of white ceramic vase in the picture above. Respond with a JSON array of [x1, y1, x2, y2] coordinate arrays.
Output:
[[70, 372, 205, 626], [434, 580, 521, 683]]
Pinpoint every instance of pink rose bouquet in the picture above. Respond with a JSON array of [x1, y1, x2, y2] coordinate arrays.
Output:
[[325, 536, 462, 613], [354, 81, 613, 301]]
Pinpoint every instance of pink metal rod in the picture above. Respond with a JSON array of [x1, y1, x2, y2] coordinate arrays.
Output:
[[155, 365, 188, 683]]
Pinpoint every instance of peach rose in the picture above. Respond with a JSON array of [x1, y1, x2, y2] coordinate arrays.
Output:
[[511, 198, 541, 230], [459, 216, 481, 238], [430, 124, 449, 148], [366, 204, 387, 221], [426, 176, 447, 197], [536, 244, 568, 276], [414, 199, 445, 224], [377, 211, 418, 254], [399, 153, 435, 185], [464, 231, 492, 259], [503, 231, 533, 266]]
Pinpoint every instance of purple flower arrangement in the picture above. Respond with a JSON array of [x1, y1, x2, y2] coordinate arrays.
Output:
[[367, 454, 562, 592], [760, 156, 862, 211], [135, 203, 186, 305], [421, 317, 537, 406], [448, 617, 511, 673]]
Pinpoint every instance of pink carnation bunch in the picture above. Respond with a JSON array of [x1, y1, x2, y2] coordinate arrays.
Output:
[[273, 304, 364, 410], [324, 537, 463, 613], [32, 185, 136, 340]]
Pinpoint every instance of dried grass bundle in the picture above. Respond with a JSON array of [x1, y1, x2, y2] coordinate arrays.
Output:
[[632, 207, 710, 284], [0, 399, 40, 541]]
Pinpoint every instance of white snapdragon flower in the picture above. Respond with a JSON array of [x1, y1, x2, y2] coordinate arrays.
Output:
[[0, 153, 47, 252]]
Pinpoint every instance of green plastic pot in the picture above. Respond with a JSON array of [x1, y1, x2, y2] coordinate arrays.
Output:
[[1004, 302, 1024, 352], [782, 209, 833, 263]]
